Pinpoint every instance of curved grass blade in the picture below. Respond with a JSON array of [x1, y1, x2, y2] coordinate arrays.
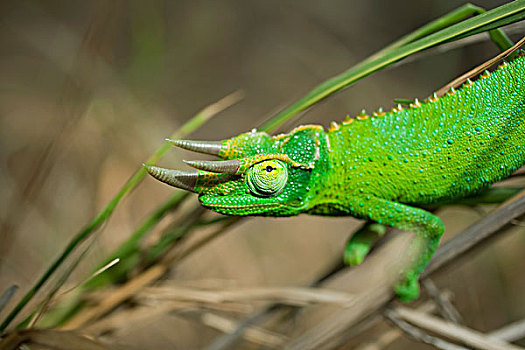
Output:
[[365, 4, 512, 63], [0, 91, 243, 333], [86, 191, 189, 289], [261, 1, 525, 132]]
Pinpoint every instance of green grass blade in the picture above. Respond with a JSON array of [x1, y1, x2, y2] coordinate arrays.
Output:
[[452, 11, 525, 41], [261, 1, 525, 132], [22, 244, 93, 329], [44, 205, 231, 327], [0, 91, 243, 333], [366, 4, 485, 61], [85, 191, 190, 289]]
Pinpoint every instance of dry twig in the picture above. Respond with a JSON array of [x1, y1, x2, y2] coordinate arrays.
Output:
[[422, 279, 462, 324], [354, 291, 453, 350], [62, 217, 241, 329], [201, 313, 287, 349], [139, 285, 355, 307], [489, 318, 525, 343], [391, 306, 524, 350], [283, 190, 525, 349], [0, 329, 112, 350], [384, 309, 468, 350]]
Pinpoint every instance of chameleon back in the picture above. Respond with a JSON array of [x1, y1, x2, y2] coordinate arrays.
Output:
[[321, 55, 525, 210]]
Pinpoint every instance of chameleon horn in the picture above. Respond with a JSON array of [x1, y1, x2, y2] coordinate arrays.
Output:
[[143, 164, 197, 192], [167, 139, 222, 156], [183, 159, 240, 174]]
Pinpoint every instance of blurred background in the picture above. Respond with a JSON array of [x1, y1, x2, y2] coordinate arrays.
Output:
[[0, 0, 524, 349]]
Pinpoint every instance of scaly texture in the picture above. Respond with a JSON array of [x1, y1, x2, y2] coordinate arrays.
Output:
[[146, 54, 525, 301]]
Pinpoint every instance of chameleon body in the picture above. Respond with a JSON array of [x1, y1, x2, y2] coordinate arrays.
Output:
[[146, 54, 525, 301]]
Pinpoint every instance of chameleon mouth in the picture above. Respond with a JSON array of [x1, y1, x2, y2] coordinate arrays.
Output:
[[198, 193, 286, 215], [200, 196, 283, 209]]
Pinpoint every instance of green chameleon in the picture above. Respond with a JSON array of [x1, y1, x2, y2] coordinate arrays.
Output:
[[145, 54, 525, 301]]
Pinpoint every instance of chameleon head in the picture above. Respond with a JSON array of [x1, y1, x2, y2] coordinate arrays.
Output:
[[144, 126, 327, 216]]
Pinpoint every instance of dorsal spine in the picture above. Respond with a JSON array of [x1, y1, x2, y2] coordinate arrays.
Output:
[[328, 54, 523, 135]]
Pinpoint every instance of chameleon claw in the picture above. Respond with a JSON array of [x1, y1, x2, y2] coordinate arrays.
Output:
[[184, 159, 240, 174], [144, 164, 197, 192], [166, 139, 223, 156]]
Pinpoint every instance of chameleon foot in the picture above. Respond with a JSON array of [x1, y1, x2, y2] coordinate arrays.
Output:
[[344, 242, 370, 266], [344, 223, 387, 266], [394, 274, 420, 302]]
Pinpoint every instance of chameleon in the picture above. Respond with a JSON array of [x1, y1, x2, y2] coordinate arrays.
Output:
[[144, 53, 525, 301]]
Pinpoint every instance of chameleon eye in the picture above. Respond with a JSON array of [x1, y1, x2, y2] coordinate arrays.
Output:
[[247, 160, 288, 197]]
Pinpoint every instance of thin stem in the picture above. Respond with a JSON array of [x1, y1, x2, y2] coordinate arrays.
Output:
[[0, 91, 243, 333], [384, 308, 468, 350], [261, 1, 525, 132], [392, 306, 523, 350], [283, 190, 525, 349]]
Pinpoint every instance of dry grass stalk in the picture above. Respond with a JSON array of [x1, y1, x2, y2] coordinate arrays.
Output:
[[139, 285, 355, 307], [83, 301, 252, 337], [354, 290, 453, 350], [281, 189, 525, 349], [489, 318, 525, 343], [0, 329, 112, 350], [391, 306, 524, 350], [61, 217, 240, 329], [201, 313, 287, 348], [384, 309, 468, 350], [422, 279, 462, 324], [62, 263, 166, 330]]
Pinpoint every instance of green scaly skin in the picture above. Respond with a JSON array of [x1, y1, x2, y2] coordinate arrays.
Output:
[[146, 55, 525, 301]]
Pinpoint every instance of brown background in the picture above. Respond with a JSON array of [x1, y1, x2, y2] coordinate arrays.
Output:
[[0, 0, 524, 349]]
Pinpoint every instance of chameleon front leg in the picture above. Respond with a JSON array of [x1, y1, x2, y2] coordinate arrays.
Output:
[[344, 187, 523, 267], [346, 196, 444, 301]]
